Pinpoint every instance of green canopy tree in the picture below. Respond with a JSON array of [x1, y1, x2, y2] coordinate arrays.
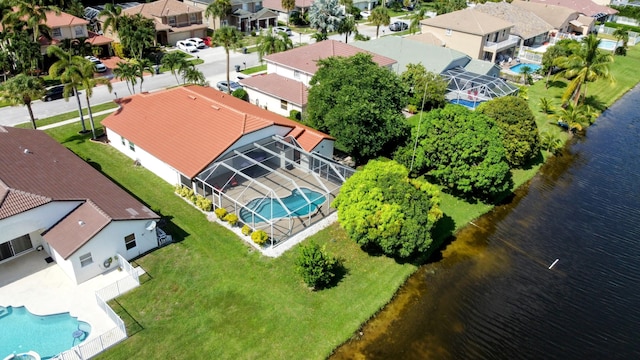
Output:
[[79, 61, 113, 139], [213, 26, 243, 94], [395, 104, 512, 201], [0, 74, 45, 129], [477, 96, 541, 168], [541, 40, 575, 88], [98, 3, 123, 36], [306, 53, 409, 164], [205, 0, 232, 31], [118, 14, 155, 59], [309, 0, 344, 37], [409, 8, 425, 35], [369, 6, 390, 38], [554, 34, 614, 106], [282, 0, 296, 25], [332, 159, 443, 258], [400, 63, 447, 111], [337, 14, 356, 43], [14, 0, 59, 42]]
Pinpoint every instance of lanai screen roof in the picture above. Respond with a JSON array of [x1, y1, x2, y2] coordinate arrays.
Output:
[[442, 67, 519, 102]]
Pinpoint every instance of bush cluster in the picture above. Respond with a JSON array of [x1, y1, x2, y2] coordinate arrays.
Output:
[[224, 213, 239, 226], [241, 224, 252, 236], [214, 207, 228, 219], [251, 229, 269, 245], [174, 185, 212, 212], [295, 241, 340, 290]]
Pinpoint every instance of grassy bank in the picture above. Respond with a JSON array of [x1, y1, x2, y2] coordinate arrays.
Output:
[[14, 102, 119, 129], [41, 45, 640, 360]]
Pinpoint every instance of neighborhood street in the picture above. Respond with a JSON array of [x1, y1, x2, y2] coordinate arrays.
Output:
[[0, 16, 409, 127]]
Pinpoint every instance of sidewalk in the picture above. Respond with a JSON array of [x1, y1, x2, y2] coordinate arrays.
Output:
[[39, 107, 119, 130]]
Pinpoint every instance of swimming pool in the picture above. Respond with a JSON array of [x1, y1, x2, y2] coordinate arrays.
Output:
[[509, 63, 542, 73], [449, 98, 484, 109], [598, 39, 619, 51], [0, 306, 91, 359], [239, 188, 326, 223]]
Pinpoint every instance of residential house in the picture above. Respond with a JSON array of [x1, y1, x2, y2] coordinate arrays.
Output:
[[511, 0, 595, 37], [523, 0, 617, 22], [0, 127, 160, 285], [111, 0, 207, 45], [190, 0, 278, 33], [263, 0, 313, 24], [241, 40, 396, 114], [420, 8, 518, 63], [472, 2, 553, 48]]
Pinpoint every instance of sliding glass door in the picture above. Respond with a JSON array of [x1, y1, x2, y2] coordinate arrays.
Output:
[[0, 234, 33, 261]]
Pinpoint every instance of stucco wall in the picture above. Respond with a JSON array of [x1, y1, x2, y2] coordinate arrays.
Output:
[[0, 201, 82, 244], [244, 87, 304, 117], [266, 62, 313, 86]]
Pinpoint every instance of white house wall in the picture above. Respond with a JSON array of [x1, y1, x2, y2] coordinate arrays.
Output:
[[59, 220, 158, 284], [266, 62, 312, 86], [106, 127, 182, 186], [244, 87, 303, 117], [0, 201, 82, 245]]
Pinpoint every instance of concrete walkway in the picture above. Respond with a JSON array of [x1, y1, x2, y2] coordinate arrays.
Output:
[[39, 107, 120, 130]]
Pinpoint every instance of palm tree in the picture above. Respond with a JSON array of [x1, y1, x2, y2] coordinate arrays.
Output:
[[113, 61, 138, 94], [161, 51, 189, 84], [555, 102, 590, 133], [309, 0, 344, 37], [409, 9, 425, 35], [282, 0, 296, 26], [0, 74, 45, 129], [369, 6, 390, 38], [182, 65, 208, 86], [205, 0, 232, 31], [213, 26, 243, 94], [15, 0, 60, 42], [134, 58, 154, 93], [98, 3, 123, 37], [540, 131, 563, 155], [79, 61, 112, 139], [256, 28, 293, 60], [613, 28, 629, 55], [554, 34, 614, 106], [337, 14, 356, 43], [47, 45, 91, 133], [520, 65, 533, 85]]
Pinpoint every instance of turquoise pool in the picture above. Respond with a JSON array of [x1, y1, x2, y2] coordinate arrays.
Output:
[[598, 39, 619, 51], [510, 63, 541, 73], [240, 188, 326, 223], [449, 98, 483, 109], [0, 306, 90, 359]]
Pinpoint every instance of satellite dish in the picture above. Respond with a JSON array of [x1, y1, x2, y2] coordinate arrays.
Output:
[[145, 221, 157, 231]]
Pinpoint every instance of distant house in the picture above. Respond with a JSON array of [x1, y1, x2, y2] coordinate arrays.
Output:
[[190, 0, 278, 33], [420, 8, 518, 63], [0, 127, 160, 285], [511, 0, 595, 37], [472, 2, 553, 48], [241, 40, 396, 114], [522, 0, 617, 22], [262, 0, 313, 24], [102, 0, 207, 45]]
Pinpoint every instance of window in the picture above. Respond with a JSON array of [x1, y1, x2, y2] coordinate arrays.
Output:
[[294, 70, 300, 79], [52, 27, 62, 37], [168, 16, 176, 26], [280, 100, 288, 110], [79, 253, 93, 267], [121, 136, 125, 146], [124, 233, 137, 250], [190, 13, 197, 23], [129, 141, 135, 151], [74, 26, 84, 37], [446, 29, 452, 36]]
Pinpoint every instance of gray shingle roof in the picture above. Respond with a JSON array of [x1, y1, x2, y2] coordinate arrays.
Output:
[[421, 8, 514, 35], [472, 2, 553, 40]]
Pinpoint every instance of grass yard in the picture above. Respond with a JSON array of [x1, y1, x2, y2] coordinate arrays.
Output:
[[14, 102, 118, 129]]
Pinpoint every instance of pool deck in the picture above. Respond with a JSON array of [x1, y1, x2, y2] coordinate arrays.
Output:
[[0, 250, 132, 340]]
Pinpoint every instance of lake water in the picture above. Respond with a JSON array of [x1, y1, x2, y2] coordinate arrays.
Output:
[[331, 86, 640, 359]]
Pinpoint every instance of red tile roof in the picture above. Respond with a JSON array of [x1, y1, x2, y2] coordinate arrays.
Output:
[[123, 0, 203, 17], [240, 73, 309, 106], [263, 40, 397, 76], [87, 31, 113, 46], [45, 11, 88, 27], [102, 85, 333, 179]]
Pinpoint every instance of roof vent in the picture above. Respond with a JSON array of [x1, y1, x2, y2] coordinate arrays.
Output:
[[211, 105, 220, 110], [188, 95, 197, 100], [23, 148, 31, 154], [78, 220, 85, 227]]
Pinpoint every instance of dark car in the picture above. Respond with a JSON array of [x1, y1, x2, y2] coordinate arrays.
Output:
[[389, 21, 409, 32], [42, 85, 74, 102]]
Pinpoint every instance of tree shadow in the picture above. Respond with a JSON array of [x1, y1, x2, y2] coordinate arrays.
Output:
[[546, 80, 567, 89], [320, 261, 350, 290], [583, 95, 607, 112], [516, 150, 545, 171]]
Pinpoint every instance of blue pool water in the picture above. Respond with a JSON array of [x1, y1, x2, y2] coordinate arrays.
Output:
[[598, 39, 619, 51], [240, 188, 326, 223], [449, 98, 483, 109], [0, 306, 91, 359], [509, 63, 542, 73]]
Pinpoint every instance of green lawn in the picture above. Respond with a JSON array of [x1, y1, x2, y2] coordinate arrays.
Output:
[[14, 102, 118, 129], [242, 64, 267, 75], [39, 44, 640, 359]]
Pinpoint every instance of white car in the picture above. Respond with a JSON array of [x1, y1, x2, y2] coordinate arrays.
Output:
[[177, 40, 198, 53], [84, 56, 107, 73], [360, 11, 371, 19], [186, 37, 206, 49], [274, 26, 292, 36]]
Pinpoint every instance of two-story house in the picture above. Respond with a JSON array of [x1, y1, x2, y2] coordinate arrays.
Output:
[[190, 0, 278, 33], [420, 8, 518, 63], [511, 0, 595, 38]]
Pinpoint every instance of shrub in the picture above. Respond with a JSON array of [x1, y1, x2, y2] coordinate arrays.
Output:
[[224, 213, 239, 226], [406, 104, 418, 114], [214, 207, 228, 219], [113, 42, 125, 59], [289, 109, 301, 121], [241, 224, 252, 236], [354, 33, 370, 41], [189, 194, 197, 204], [251, 229, 269, 245], [295, 241, 340, 290], [195, 195, 213, 212], [232, 88, 248, 101]]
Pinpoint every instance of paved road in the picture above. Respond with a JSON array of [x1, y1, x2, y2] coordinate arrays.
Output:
[[0, 16, 408, 127]]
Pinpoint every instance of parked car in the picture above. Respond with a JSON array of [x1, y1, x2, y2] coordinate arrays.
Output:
[[84, 56, 107, 73], [42, 85, 74, 102], [186, 37, 206, 49], [216, 81, 243, 93], [360, 10, 371, 19], [389, 21, 409, 32], [274, 26, 292, 36], [177, 40, 198, 53]]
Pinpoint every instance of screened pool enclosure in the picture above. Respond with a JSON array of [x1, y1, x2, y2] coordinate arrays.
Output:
[[194, 135, 355, 247], [442, 67, 520, 108]]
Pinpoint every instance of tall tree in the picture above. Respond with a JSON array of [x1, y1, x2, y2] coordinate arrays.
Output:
[[78, 61, 112, 139], [47, 45, 91, 133], [4, 31, 42, 74], [282, 0, 296, 26], [205, 0, 232, 31], [212, 26, 243, 94], [554, 34, 614, 106], [369, 6, 390, 38], [182, 65, 208, 86], [14, 0, 59, 42], [0, 74, 45, 129], [337, 14, 356, 43], [307, 53, 409, 164], [613, 28, 629, 55], [161, 51, 189, 84], [113, 61, 138, 94], [118, 14, 155, 59], [541, 41, 574, 89], [98, 3, 123, 36], [256, 28, 293, 60], [409, 8, 425, 35], [309, 0, 344, 37], [400, 63, 447, 111], [134, 58, 154, 93]]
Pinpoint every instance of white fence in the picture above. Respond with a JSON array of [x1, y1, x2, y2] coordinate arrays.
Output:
[[52, 256, 142, 360], [598, 25, 640, 45]]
